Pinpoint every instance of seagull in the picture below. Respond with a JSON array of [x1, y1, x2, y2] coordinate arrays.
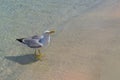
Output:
[[16, 30, 55, 60]]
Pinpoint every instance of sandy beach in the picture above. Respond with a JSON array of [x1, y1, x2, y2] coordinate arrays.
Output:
[[17, 0, 120, 80], [0, 0, 120, 80]]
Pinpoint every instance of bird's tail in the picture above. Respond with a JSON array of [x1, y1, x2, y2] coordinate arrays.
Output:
[[16, 38, 24, 43]]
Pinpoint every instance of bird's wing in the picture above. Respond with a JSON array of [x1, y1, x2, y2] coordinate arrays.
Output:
[[23, 38, 42, 47], [31, 34, 45, 42]]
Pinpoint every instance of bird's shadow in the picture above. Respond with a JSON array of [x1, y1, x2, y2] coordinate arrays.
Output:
[[5, 54, 38, 65]]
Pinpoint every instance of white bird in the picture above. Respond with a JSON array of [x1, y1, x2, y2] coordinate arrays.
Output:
[[16, 30, 55, 60]]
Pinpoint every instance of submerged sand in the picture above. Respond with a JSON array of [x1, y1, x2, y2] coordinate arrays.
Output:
[[1, 0, 120, 80]]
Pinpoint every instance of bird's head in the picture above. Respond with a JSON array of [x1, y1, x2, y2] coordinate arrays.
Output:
[[44, 30, 55, 34]]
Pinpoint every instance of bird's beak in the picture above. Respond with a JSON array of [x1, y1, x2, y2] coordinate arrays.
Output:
[[49, 30, 55, 34]]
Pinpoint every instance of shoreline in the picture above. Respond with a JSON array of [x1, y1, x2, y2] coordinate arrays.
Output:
[[0, 0, 120, 80]]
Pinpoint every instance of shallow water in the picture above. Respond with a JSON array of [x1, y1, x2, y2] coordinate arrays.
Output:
[[0, 0, 104, 80]]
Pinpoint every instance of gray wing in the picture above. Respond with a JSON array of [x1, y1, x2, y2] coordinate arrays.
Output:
[[23, 38, 42, 48]]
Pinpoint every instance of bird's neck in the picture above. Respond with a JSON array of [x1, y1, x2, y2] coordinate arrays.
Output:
[[40, 33, 50, 46]]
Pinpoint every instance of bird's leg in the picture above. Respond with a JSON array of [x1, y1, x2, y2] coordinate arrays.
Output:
[[34, 49, 38, 58], [35, 49, 43, 60]]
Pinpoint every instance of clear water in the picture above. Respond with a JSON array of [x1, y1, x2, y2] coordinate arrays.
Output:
[[0, 0, 103, 80]]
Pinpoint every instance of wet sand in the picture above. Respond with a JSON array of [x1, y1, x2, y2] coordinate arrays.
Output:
[[15, 0, 120, 80]]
